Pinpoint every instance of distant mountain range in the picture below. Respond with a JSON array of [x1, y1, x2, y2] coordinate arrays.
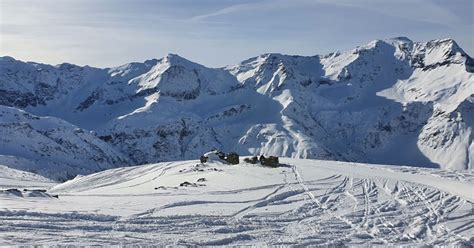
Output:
[[1, 37, 472, 180]]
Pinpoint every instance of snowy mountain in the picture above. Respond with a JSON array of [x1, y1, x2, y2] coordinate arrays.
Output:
[[1, 158, 473, 245], [0, 106, 130, 180], [0, 37, 472, 174]]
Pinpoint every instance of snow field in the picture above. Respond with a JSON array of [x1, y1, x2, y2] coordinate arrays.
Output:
[[1, 158, 472, 245]]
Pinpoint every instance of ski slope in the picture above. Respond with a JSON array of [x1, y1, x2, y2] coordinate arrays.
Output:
[[1, 158, 473, 246]]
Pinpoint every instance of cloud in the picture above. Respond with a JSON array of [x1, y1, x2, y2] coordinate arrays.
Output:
[[188, 0, 463, 27], [0, 0, 472, 68], [188, 1, 271, 22]]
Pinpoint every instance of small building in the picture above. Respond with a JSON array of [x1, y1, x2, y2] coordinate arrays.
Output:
[[244, 156, 259, 164], [258, 155, 280, 167], [225, 152, 239, 165]]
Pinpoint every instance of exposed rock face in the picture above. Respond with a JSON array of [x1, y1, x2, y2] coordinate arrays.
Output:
[[0, 38, 472, 173]]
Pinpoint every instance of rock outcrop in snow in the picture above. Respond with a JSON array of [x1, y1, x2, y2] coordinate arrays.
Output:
[[0, 37, 472, 174]]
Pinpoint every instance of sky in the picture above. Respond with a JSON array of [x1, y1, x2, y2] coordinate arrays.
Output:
[[0, 0, 472, 68]]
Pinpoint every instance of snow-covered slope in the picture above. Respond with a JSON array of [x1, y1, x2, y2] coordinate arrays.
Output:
[[0, 106, 130, 180], [1, 159, 472, 245], [0, 165, 55, 189], [0, 37, 472, 172]]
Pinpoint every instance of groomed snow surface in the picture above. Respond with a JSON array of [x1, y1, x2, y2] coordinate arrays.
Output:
[[1, 158, 473, 246]]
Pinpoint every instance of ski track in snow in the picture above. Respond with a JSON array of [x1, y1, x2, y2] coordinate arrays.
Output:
[[0, 159, 473, 246]]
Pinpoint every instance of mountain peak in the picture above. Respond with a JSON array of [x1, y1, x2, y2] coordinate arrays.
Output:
[[0, 37, 473, 173], [164, 53, 181, 60], [143, 58, 159, 66], [0, 56, 16, 62], [363, 37, 413, 50], [164, 53, 191, 64], [427, 38, 466, 54], [158, 53, 205, 70]]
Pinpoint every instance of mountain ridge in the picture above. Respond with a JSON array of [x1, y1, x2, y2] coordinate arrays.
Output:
[[0, 37, 472, 178]]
